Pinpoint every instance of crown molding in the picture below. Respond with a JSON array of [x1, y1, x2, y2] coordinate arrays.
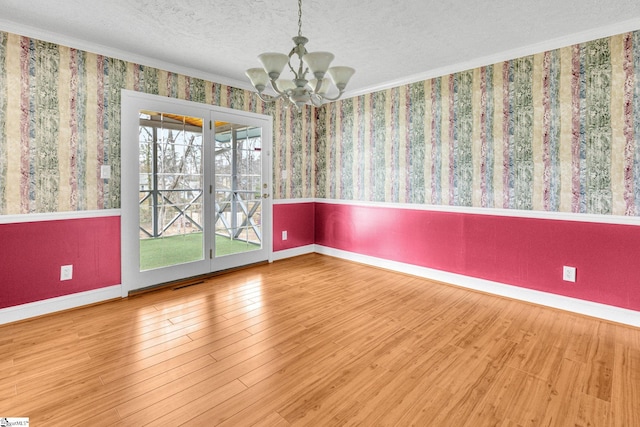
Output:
[[343, 18, 640, 100], [2, 17, 639, 105], [0, 18, 255, 92]]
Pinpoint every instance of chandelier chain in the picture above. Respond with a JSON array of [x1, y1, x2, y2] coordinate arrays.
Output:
[[297, 0, 303, 37]]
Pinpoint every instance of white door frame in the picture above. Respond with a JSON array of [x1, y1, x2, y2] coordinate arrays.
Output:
[[120, 90, 273, 296]]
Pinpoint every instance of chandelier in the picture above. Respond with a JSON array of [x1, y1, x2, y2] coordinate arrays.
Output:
[[245, 0, 355, 109]]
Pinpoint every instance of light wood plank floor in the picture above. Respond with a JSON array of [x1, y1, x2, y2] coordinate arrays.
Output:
[[1, 254, 639, 426]]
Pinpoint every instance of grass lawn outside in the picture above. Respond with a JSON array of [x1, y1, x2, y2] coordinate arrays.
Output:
[[140, 232, 259, 271]]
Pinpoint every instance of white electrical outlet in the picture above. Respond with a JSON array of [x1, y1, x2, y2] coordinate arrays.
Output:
[[562, 266, 576, 282], [282, 230, 288, 240], [100, 165, 111, 180], [60, 265, 73, 281]]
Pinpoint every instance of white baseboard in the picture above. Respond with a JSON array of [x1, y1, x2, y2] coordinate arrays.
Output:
[[5, 244, 639, 328], [0, 285, 122, 325], [272, 244, 316, 261], [315, 245, 640, 328]]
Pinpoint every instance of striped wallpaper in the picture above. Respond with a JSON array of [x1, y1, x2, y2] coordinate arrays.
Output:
[[0, 31, 315, 214], [1, 29, 640, 216], [318, 31, 640, 216]]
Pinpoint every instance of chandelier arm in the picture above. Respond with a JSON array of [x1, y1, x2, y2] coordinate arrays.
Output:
[[270, 79, 290, 96], [287, 60, 297, 78], [291, 45, 308, 80], [255, 92, 283, 103], [297, 64, 306, 81], [318, 90, 345, 102]]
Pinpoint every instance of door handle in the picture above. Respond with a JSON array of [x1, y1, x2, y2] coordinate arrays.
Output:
[[263, 193, 270, 199]]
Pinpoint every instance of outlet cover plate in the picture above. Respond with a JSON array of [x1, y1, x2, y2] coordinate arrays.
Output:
[[282, 230, 288, 240], [60, 265, 73, 281], [562, 266, 576, 282], [100, 165, 111, 179]]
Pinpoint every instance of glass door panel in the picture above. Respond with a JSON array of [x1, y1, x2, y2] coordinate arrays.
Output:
[[214, 122, 263, 257], [138, 111, 204, 271]]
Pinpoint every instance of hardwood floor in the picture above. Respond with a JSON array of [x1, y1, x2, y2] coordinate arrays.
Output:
[[1, 253, 639, 426]]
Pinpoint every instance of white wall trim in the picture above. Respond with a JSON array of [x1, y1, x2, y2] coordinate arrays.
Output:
[[314, 245, 640, 327], [0, 209, 121, 224], [315, 198, 640, 226], [272, 244, 316, 261], [273, 198, 316, 205], [275, 197, 640, 226], [343, 19, 640, 99], [0, 19, 253, 93], [0, 285, 122, 325]]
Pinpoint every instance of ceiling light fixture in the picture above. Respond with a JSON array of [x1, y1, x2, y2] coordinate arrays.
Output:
[[245, 0, 355, 109]]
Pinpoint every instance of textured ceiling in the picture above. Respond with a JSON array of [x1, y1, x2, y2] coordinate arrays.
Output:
[[1, 0, 640, 97]]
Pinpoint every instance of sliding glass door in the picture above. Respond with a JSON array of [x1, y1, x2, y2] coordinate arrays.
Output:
[[121, 91, 272, 294]]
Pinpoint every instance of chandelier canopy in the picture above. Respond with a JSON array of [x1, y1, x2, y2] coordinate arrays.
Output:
[[245, 0, 355, 109]]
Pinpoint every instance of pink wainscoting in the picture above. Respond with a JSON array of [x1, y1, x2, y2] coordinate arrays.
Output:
[[314, 202, 640, 311], [273, 202, 316, 252], [0, 216, 121, 309], [4, 203, 638, 313]]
